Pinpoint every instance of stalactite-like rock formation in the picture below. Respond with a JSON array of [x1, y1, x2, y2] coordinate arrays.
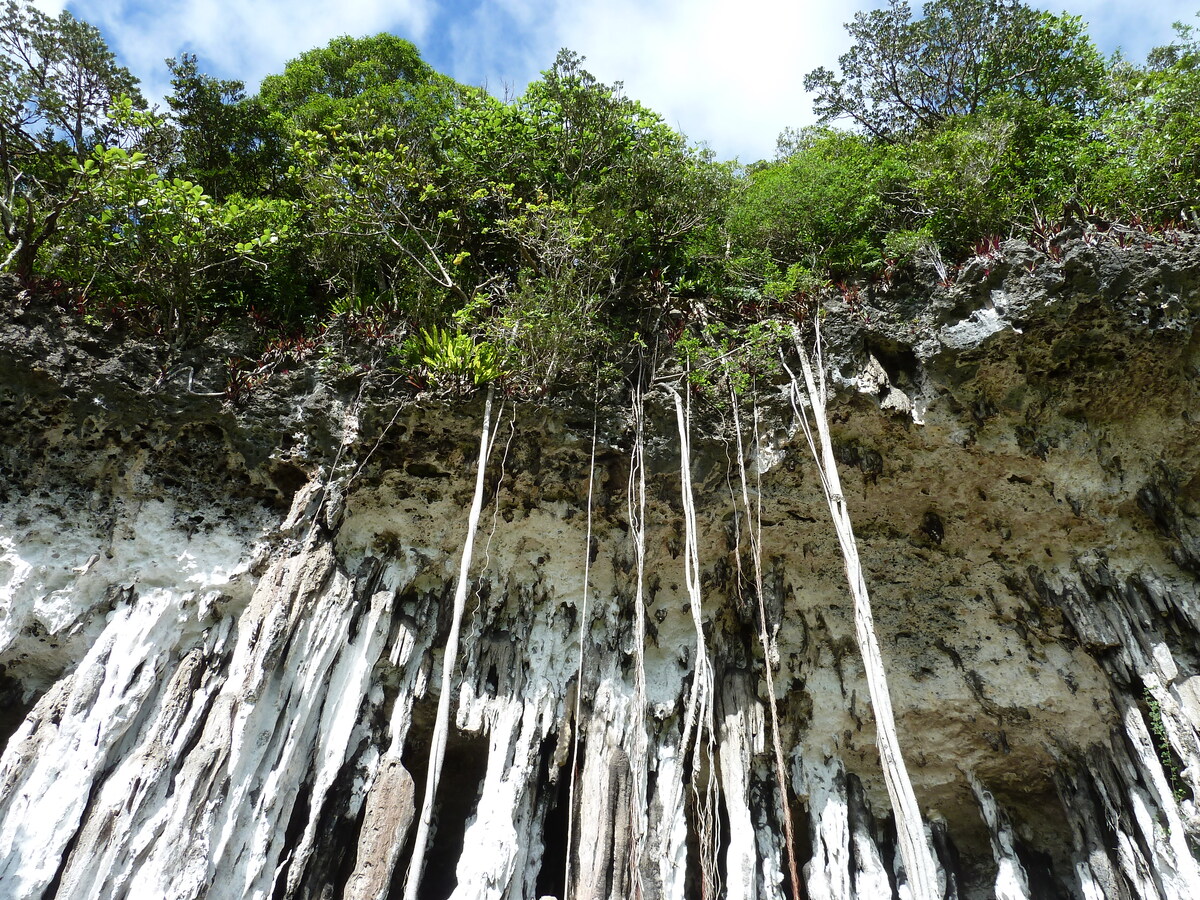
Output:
[[1, 236, 1199, 899]]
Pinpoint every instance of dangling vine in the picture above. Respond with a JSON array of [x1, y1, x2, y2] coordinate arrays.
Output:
[[626, 381, 651, 897], [782, 322, 940, 900], [728, 380, 802, 900], [565, 371, 600, 895], [402, 384, 504, 900], [669, 381, 722, 896]]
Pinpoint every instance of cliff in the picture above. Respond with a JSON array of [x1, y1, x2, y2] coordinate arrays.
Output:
[[1, 234, 1199, 900]]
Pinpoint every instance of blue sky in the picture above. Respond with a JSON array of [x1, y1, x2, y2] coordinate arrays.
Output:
[[35, 0, 1200, 163]]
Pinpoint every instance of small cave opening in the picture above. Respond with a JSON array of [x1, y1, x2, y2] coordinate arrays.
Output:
[[1014, 842, 1072, 900], [865, 337, 921, 389], [534, 733, 577, 899], [268, 461, 309, 511], [790, 798, 814, 898], [391, 702, 490, 900], [0, 666, 35, 756], [874, 813, 902, 900]]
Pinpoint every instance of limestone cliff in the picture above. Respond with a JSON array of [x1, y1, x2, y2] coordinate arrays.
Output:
[[1, 235, 1199, 899]]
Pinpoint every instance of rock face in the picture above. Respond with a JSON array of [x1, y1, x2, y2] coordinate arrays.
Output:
[[0, 235, 1199, 900]]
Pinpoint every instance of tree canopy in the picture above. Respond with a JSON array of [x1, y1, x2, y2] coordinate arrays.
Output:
[[0, 0, 142, 275], [1, 0, 1199, 393], [804, 0, 1105, 138]]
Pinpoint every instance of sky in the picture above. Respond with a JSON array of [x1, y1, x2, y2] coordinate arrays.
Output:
[[32, 0, 1200, 163]]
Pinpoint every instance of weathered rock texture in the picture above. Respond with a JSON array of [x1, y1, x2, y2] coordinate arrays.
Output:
[[1, 235, 1199, 899]]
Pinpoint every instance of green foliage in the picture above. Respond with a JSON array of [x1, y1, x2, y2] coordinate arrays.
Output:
[[901, 116, 1028, 248], [0, 0, 143, 276], [727, 128, 901, 279], [64, 132, 292, 329], [482, 271, 619, 393], [805, 0, 1105, 139], [762, 262, 826, 303], [675, 319, 788, 400], [447, 50, 731, 310], [1079, 17, 1200, 220], [10, 0, 1200, 390], [258, 33, 455, 144], [1145, 689, 1188, 804], [290, 118, 474, 325], [419, 324, 502, 390], [165, 53, 285, 199]]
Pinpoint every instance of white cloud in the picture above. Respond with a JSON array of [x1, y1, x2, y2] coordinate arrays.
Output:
[[546, 0, 861, 161], [47, 0, 1200, 163], [1042, 0, 1199, 62], [425, 0, 861, 161], [64, 0, 434, 109]]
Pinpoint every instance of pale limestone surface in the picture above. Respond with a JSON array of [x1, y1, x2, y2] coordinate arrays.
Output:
[[0, 237, 1199, 898]]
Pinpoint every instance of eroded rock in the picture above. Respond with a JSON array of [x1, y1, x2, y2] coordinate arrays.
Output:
[[1, 238, 1199, 898]]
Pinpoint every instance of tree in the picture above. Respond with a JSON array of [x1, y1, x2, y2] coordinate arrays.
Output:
[[493, 51, 730, 308], [805, 0, 1105, 139], [1079, 16, 1200, 219], [727, 127, 902, 277], [290, 119, 478, 324], [165, 53, 284, 199], [0, 0, 142, 276], [65, 132, 293, 330], [257, 33, 455, 142]]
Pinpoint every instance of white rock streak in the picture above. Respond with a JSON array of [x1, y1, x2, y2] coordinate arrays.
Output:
[[2, 385, 1200, 900]]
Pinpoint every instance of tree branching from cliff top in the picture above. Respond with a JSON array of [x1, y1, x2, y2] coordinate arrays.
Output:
[[0, 0, 142, 277], [804, 0, 1104, 139]]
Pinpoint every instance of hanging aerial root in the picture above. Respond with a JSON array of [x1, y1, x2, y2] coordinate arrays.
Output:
[[564, 373, 600, 894], [782, 324, 940, 900], [624, 384, 651, 897], [402, 384, 500, 900], [670, 384, 721, 896], [728, 383, 802, 900]]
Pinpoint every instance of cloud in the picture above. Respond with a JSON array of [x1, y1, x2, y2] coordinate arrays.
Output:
[[47, 0, 1200, 164], [546, 0, 861, 161], [420, 0, 861, 162], [1043, 0, 1199, 62], [63, 0, 435, 108]]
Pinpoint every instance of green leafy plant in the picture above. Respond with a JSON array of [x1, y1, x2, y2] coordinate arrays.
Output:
[[419, 325, 502, 390], [1145, 688, 1188, 804], [62, 130, 292, 331], [676, 319, 788, 400], [0, 0, 143, 277]]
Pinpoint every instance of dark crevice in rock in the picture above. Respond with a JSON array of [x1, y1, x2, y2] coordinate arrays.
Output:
[[294, 738, 375, 900], [0, 665, 33, 756], [422, 728, 490, 900], [534, 732, 575, 899], [44, 772, 105, 900], [929, 820, 962, 899], [272, 779, 314, 900]]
